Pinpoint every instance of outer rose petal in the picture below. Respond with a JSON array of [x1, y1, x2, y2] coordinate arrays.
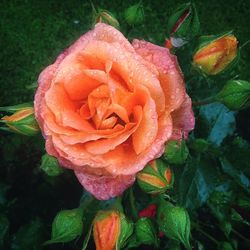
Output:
[[132, 39, 186, 112], [171, 95, 195, 140], [74, 171, 135, 200]]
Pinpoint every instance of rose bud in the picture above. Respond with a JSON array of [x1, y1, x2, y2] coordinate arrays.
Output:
[[45, 208, 83, 244], [40, 153, 64, 177], [157, 201, 191, 250], [135, 217, 158, 247], [167, 2, 200, 40], [93, 210, 133, 250], [215, 80, 250, 110], [137, 159, 173, 194], [0, 104, 39, 136], [124, 2, 144, 26], [164, 139, 189, 165], [193, 32, 238, 75], [94, 9, 119, 29]]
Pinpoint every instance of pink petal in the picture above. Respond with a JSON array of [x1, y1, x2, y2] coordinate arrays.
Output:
[[132, 39, 186, 112], [75, 171, 135, 200], [171, 95, 195, 140]]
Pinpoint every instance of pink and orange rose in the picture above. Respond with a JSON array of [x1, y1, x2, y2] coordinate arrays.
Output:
[[34, 23, 194, 200]]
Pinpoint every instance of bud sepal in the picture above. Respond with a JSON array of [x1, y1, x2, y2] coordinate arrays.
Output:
[[137, 159, 173, 194], [215, 80, 250, 110], [0, 103, 39, 136]]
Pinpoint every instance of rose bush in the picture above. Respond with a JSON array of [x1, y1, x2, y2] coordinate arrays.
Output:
[[34, 23, 194, 200]]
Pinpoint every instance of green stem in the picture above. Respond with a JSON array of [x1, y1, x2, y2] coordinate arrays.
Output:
[[232, 228, 250, 242], [129, 187, 138, 220], [240, 40, 250, 50], [193, 223, 219, 246], [192, 96, 216, 106]]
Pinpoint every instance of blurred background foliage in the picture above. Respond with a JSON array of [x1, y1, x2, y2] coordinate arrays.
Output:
[[0, 0, 250, 249]]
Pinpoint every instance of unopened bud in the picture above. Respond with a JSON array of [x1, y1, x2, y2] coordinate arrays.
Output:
[[167, 2, 200, 39], [157, 201, 191, 250], [193, 32, 238, 75], [137, 159, 173, 194], [45, 208, 83, 244], [215, 80, 250, 110], [94, 9, 119, 29], [0, 104, 39, 136], [124, 2, 144, 26], [164, 140, 189, 165], [93, 210, 133, 250], [40, 153, 64, 176], [135, 218, 158, 247]]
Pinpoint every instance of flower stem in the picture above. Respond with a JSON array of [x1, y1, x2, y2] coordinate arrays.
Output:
[[192, 222, 219, 246], [129, 187, 138, 220], [192, 97, 216, 106], [232, 228, 250, 242]]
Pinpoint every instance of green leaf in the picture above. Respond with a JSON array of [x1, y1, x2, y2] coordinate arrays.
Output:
[[221, 241, 234, 250], [177, 156, 219, 210], [220, 221, 232, 238], [220, 157, 250, 193], [199, 103, 235, 146], [11, 218, 46, 250], [45, 208, 83, 244], [231, 209, 250, 226], [223, 137, 250, 176], [0, 214, 9, 248]]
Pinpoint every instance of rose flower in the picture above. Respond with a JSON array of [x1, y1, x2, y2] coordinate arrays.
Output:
[[34, 23, 194, 200]]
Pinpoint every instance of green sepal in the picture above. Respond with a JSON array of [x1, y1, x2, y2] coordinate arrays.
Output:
[[157, 201, 191, 250], [40, 153, 64, 177], [215, 80, 250, 110], [135, 218, 158, 247], [44, 208, 83, 245], [124, 2, 144, 26], [164, 140, 189, 165]]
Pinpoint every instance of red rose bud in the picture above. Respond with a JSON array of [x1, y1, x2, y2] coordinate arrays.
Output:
[[167, 2, 200, 39], [0, 104, 39, 136], [93, 210, 133, 250], [193, 32, 238, 75], [164, 140, 189, 165], [215, 80, 250, 110], [137, 159, 173, 194], [124, 2, 144, 26], [157, 201, 191, 250], [139, 204, 157, 218], [94, 9, 119, 29]]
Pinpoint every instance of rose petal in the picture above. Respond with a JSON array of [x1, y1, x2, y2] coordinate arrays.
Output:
[[132, 39, 186, 112], [84, 41, 165, 114], [74, 171, 135, 200], [104, 113, 172, 175], [171, 95, 195, 140]]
